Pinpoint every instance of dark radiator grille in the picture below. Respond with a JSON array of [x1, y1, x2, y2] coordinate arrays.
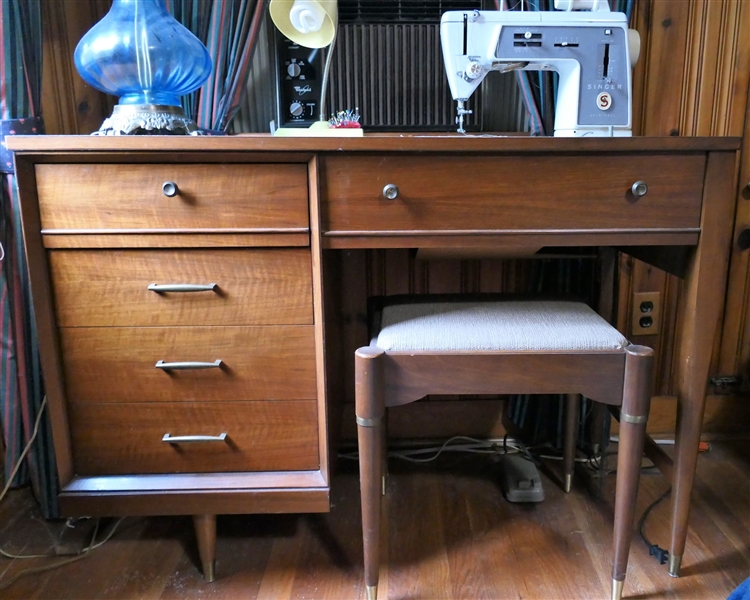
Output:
[[339, 0, 482, 23], [327, 23, 480, 130], [232, 9, 527, 133]]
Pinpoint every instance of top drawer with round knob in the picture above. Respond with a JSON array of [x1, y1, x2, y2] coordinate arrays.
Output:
[[321, 154, 706, 235], [35, 163, 309, 232]]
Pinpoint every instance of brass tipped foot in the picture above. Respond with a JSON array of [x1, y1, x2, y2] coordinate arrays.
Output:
[[202, 560, 216, 583], [611, 578, 624, 600], [366, 584, 378, 600], [564, 473, 572, 493], [668, 554, 682, 578]]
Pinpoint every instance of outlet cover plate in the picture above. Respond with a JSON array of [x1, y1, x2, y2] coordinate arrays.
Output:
[[632, 291, 661, 336]]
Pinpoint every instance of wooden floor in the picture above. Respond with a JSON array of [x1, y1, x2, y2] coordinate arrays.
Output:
[[1, 440, 748, 599]]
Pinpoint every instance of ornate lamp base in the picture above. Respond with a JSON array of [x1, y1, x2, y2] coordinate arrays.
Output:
[[95, 104, 204, 136]]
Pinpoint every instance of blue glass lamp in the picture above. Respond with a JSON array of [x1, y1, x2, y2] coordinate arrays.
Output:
[[74, 0, 212, 135]]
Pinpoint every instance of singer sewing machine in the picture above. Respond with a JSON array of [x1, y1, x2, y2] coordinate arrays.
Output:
[[440, 1, 639, 136]]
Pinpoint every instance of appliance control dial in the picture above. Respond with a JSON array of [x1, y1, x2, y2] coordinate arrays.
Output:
[[287, 62, 301, 78]]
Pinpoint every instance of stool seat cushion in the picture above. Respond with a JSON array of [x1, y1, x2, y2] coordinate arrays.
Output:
[[376, 300, 629, 352]]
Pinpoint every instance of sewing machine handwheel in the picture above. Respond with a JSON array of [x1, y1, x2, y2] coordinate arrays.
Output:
[[383, 184, 399, 200], [631, 181, 648, 198]]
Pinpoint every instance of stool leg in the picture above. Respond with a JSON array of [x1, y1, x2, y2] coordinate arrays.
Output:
[[563, 393, 581, 493], [356, 347, 386, 600], [382, 408, 388, 496], [612, 345, 653, 600]]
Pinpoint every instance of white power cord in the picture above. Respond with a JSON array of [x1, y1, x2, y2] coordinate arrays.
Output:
[[340, 434, 608, 468], [0, 396, 49, 507], [0, 396, 125, 590]]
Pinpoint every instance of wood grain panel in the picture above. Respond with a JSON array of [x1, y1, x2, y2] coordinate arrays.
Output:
[[323, 230, 700, 249], [36, 163, 309, 231], [640, 0, 692, 136], [308, 157, 331, 484], [42, 232, 309, 248], [68, 401, 319, 475], [628, 0, 649, 137], [681, 0, 750, 137], [718, 84, 750, 388], [622, 0, 750, 408], [617, 254, 674, 397], [58, 488, 330, 517], [41, 0, 112, 135], [383, 352, 626, 406], [60, 326, 317, 403], [14, 158, 75, 484], [50, 249, 313, 326], [7, 135, 740, 154], [321, 154, 706, 233], [62, 470, 327, 493]]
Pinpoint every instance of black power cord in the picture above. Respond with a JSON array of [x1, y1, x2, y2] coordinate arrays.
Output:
[[637, 486, 672, 565]]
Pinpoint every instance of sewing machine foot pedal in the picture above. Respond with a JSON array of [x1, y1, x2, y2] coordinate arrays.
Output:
[[500, 453, 545, 503]]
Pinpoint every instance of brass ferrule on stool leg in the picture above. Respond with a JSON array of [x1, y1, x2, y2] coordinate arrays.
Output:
[[611, 578, 624, 600], [668, 554, 682, 577], [366, 584, 378, 600], [203, 559, 216, 583]]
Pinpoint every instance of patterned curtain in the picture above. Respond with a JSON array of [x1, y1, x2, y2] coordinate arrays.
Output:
[[166, 0, 269, 131], [0, 0, 58, 517]]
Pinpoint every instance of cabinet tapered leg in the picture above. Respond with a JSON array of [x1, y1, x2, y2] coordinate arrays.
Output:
[[668, 150, 736, 577], [193, 514, 217, 582], [612, 346, 653, 600], [563, 393, 581, 493]]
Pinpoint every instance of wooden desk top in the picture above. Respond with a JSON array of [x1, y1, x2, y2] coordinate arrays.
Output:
[[7, 134, 741, 154]]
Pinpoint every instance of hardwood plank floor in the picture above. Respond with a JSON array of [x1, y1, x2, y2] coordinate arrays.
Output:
[[1, 440, 748, 599]]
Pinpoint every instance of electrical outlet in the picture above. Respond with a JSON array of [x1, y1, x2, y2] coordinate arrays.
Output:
[[631, 291, 661, 336]]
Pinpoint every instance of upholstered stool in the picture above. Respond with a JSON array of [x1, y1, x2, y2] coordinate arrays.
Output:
[[355, 295, 653, 600]]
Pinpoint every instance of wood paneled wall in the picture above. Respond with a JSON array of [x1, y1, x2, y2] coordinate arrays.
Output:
[[621, 0, 750, 430], [40, 1, 750, 438], [41, 0, 112, 135]]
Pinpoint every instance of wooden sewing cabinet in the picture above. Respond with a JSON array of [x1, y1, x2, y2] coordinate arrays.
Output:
[[8, 135, 740, 582]]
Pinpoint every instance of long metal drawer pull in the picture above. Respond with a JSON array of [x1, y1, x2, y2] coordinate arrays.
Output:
[[148, 283, 217, 293], [162, 433, 227, 444], [155, 359, 223, 370]]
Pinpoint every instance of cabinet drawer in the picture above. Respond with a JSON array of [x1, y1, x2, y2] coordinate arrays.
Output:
[[50, 248, 313, 327], [321, 154, 706, 233], [69, 401, 319, 475], [61, 326, 317, 403], [36, 163, 309, 231]]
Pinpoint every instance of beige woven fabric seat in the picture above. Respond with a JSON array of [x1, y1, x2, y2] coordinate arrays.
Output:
[[377, 299, 629, 352], [356, 294, 653, 600]]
